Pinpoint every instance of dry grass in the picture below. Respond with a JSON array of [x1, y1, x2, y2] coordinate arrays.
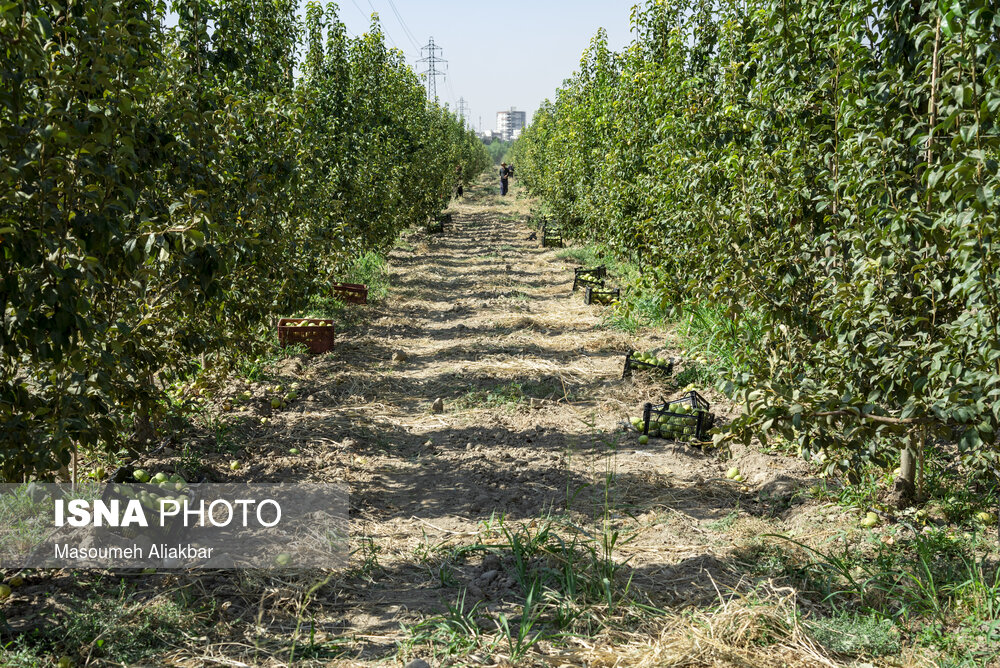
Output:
[[554, 591, 842, 668]]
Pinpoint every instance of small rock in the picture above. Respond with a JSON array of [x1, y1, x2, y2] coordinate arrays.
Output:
[[405, 660, 431, 668], [477, 569, 498, 585], [529, 398, 545, 409], [392, 350, 409, 363], [431, 398, 444, 414]]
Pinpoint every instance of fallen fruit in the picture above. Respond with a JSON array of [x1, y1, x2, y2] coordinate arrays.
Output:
[[58, 657, 73, 668], [133, 469, 150, 483], [976, 511, 997, 526], [275, 553, 291, 566], [285, 391, 298, 401], [726, 467, 740, 479], [270, 398, 281, 409], [289, 448, 299, 455], [638, 435, 649, 445], [0, 584, 11, 600], [230, 460, 240, 471], [861, 512, 879, 528], [732, 474, 744, 482], [9, 575, 23, 588]]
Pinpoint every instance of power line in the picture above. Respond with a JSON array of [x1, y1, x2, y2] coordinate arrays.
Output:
[[384, 0, 421, 54], [364, 0, 399, 50], [417, 37, 447, 102], [349, 0, 367, 22], [457, 97, 470, 128]]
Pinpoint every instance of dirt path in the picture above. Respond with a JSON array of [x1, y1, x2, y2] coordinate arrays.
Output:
[[148, 178, 835, 666], [208, 178, 825, 664]]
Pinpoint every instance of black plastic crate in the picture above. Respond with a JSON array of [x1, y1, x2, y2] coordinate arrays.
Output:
[[622, 349, 675, 379], [572, 266, 607, 291], [584, 286, 619, 305], [102, 465, 198, 542], [541, 227, 563, 248], [639, 390, 714, 442], [427, 212, 450, 234]]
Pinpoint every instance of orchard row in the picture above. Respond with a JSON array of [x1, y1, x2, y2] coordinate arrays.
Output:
[[512, 0, 1000, 496], [0, 0, 491, 479]]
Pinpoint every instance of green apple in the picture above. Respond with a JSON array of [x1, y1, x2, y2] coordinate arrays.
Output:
[[638, 435, 649, 445], [230, 460, 240, 471], [976, 511, 997, 526], [133, 469, 150, 483]]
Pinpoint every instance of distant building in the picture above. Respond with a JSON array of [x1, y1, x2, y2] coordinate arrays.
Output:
[[496, 108, 526, 142]]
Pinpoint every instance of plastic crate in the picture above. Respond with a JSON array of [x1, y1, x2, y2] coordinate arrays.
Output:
[[622, 349, 675, 379], [572, 266, 607, 291], [278, 318, 335, 354], [640, 390, 715, 442], [102, 465, 199, 542], [541, 225, 563, 248], [427, 212, 450, 234], [584, 286, 619, 305], [331, 282, 368, 305]]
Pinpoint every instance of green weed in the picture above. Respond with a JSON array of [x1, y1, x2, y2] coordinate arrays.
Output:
[[806, 612, 901, 657]]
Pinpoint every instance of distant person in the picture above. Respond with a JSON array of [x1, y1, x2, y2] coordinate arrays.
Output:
[[455, 164, 464, 197], [508, 164, 515, 179], [499, 162, 510, 196]]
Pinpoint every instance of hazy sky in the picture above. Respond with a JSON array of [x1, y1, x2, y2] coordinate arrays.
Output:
[[333, 1, 638, 132]]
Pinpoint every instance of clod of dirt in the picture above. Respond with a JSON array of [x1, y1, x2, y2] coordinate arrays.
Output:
[[431, 398, 444, 413], [529, 397, 545, 409], [404, 660, 431, 668], [392, 350, 409, 362], [275, 356, 304, 375]]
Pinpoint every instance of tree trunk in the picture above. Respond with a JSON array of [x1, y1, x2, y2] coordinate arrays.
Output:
[[890, 434, 918, 508]]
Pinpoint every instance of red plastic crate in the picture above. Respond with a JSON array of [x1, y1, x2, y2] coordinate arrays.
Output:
[[331, 282, 368, 305], [277, 318, 335, 354]]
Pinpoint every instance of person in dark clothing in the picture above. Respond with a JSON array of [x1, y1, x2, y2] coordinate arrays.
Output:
[[500, 162, 510, 196], [455, 163, 464, 197], [507, 164, 515, 179]]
